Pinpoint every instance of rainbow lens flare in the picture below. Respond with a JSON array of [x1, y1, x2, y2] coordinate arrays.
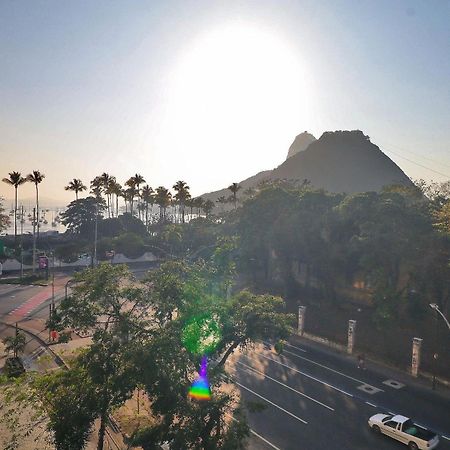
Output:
[[189, 356, 211, 401]]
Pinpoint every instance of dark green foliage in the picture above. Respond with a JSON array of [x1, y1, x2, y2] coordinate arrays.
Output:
[[95, 237, 114, 260], [61, 197, 105, 236], [55, 241, 86, 263], [35, 367, 98, 450], [4, 357, 25, 378], [113, 232, 146, 258], [99, 212, 147, 237]]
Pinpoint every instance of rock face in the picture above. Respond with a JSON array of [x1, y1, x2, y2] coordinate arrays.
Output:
[[200, 130, 413, 205], [286, 131, 316, 160]]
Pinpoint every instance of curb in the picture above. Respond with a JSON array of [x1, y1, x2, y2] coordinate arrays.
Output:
[[297, 331, 450, 390]]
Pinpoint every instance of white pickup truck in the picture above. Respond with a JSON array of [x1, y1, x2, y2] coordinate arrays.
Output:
[[368, 414, 439, 450]]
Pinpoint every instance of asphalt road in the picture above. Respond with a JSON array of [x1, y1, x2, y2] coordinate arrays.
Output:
[[227, 340, 450, 450], [1, 281, 449, 450], [0, 283, 60, 370]]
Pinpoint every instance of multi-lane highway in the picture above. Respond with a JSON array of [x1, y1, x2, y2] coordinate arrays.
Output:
[[227, 340, 450, 450], [1, 280, 449, 450]]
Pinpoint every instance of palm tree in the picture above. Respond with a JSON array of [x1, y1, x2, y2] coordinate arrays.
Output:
[[107, 181, 122, 217], [133, 174, 145, 220], [154, 186, 172, 221], [141, 185, 154, 227], [2, 172, 26, 244], [173, 180, 191, 223], [100, 173, 113, 217], [90, 176, 103, 199], [228, 182, 241, 209], [2, 331, 26, 358], [64, 178, 87, 200], [27, 170, 45, 238]]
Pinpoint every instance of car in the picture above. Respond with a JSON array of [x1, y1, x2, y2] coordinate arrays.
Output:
[[368, 413, 439, 450]]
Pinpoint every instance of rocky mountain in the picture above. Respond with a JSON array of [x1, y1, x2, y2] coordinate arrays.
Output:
[[200, 130, 413, 205], [286, 131, 316, 159]]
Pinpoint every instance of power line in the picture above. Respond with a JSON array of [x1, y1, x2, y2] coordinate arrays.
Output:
[[382, 147, 449, 178], [377, 139, 450, 170]]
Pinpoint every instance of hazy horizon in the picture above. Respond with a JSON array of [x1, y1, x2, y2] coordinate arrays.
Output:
[[1, 0, 449, 204]]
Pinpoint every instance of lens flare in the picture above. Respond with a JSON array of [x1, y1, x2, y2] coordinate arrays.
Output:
[[189, 356, 211, 401]]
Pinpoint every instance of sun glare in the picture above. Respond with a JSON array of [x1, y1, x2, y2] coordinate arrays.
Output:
[[160, 22, 311, 188]]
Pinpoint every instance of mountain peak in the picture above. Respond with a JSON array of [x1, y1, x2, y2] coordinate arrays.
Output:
[[198, 129, 413, 205], [286, 131, 316, 160]]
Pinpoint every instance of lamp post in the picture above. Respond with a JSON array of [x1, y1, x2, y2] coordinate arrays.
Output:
[[65, 278, 75, 301], [429, 303, 450, 330], [428, 303, 449, 391]]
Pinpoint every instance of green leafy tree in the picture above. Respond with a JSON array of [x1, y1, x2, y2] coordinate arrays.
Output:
[[113, 232, 146, 259], [2, 330, 26, 358], [133, 257, 293, 449], [56, 264, 150, 450], [35, 366, 99, 450], [61, 197, 105, 236]]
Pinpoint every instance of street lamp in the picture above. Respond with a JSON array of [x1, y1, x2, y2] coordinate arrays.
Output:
[[428, 303, 449, 391], [65, 278, 75, 301], [429, 304, 450, 330]]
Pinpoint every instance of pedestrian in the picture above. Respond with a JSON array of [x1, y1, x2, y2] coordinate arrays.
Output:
[[357, 353, 366, 370]]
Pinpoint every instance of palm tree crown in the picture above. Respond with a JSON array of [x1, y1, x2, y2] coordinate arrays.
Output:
[[2, 171, 26, 189], [65, 178, 87, 200], [173, 180, 191, 223], [155, 186, 172, 221], [227, 182, 241, 209], [2, 172, 26, 243]]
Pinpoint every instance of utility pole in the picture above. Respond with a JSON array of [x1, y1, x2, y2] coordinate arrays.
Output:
[[32, 207, 37, 274], [429, 303, 449, 390], [432, 310, 438, 390], [93, 200, 98, 267], [20, 206, 24, 280]]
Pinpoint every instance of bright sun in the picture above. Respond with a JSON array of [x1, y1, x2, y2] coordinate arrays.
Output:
[[160, 22, 312, 189]]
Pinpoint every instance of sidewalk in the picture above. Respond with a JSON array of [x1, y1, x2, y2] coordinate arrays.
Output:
[[292, 332, 450, 401]]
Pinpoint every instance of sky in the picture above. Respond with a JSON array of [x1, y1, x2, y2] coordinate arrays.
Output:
[[1, 0, 449, 205]]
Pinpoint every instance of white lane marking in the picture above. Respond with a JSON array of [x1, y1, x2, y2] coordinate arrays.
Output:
[[253, 353, 354, 398], [284, 341, 307, 353], [235, 361, 334, 411], [282, 349, 384, 391], [226, 414, 282, 450], [365, 401, 377, 408], [262, 340, 307, 353], [228, 377, 308, 425], [249, 429, 282, 450]]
